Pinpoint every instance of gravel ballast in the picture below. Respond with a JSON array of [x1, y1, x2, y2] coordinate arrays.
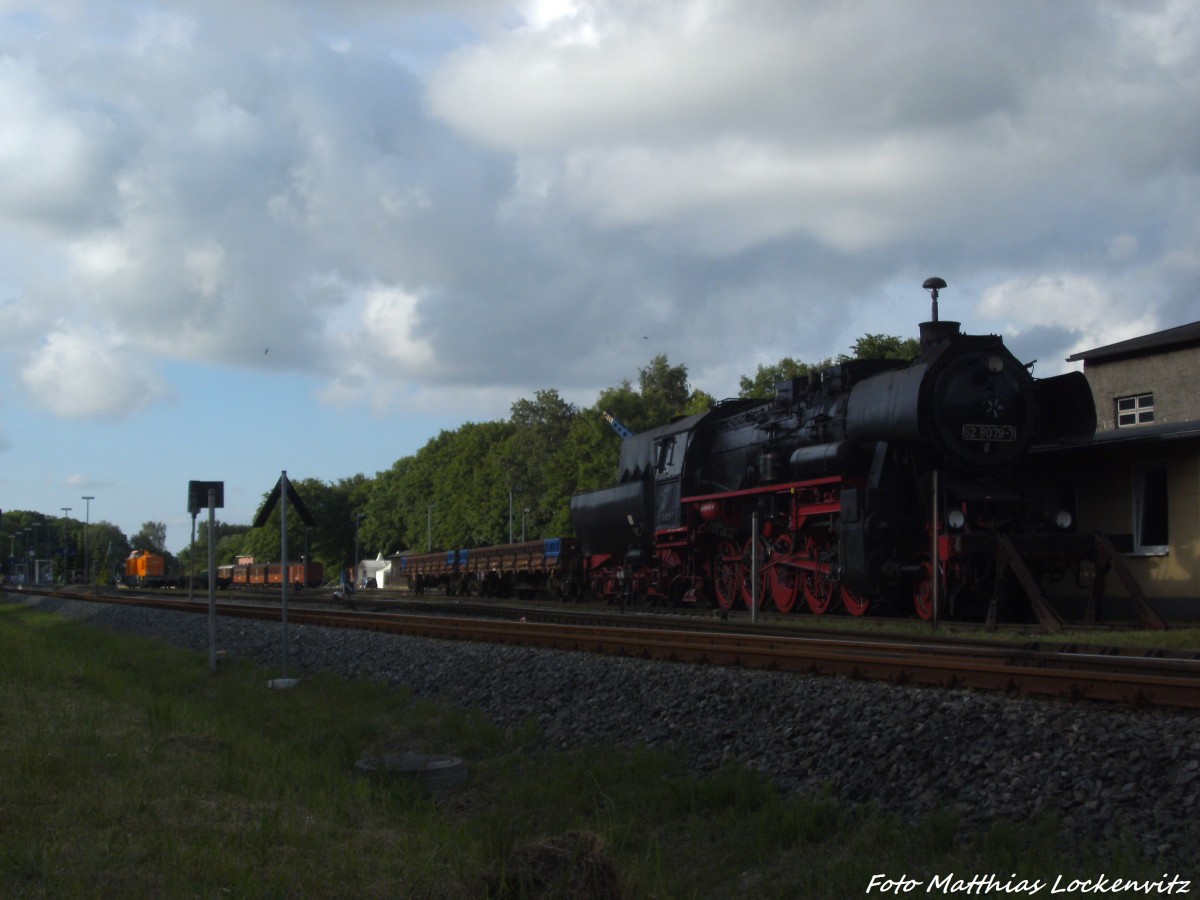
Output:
[[10, 593, 1200, 867]]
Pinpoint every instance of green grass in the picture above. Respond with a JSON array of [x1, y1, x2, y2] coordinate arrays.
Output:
[[0, 600, 1172, 898]]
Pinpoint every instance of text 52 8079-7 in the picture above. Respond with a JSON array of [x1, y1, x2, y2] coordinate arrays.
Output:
[[961, 424, 1017, 442]]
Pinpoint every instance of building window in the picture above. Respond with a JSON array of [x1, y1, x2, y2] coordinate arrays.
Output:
[[1133, 463, 1169, 555], [1116, 393, 1154, 427]]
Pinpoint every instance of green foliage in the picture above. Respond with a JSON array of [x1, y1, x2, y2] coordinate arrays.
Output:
[[684, 388, 716, 414], [636, 354, 691, 426], [739, 332, 917, 398], [350, 355, 703, 551], [404, 421, 516, 550], [1, 510, 128, 584], [360, 456, 413, 557], [178, 522, 253, 572], [497, 390, 578, 543], [232, 476, 373, 576], [739, 356, 822, 399], [851, 332, 921, 361], [131, 521, 168, 553]]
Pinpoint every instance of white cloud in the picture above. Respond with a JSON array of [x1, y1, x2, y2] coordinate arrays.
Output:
[[128, 8, 198, 55], [68, 234, 135, 280], [315, 281, 438, 411], [0, 0, 1198, 429], [976, 273, 1161, 361], [359, 284, 436, 369], [190, 90, 264, 151], [19, 327, 171, 420], [184, 241, 228, 300], [0, 56, 116, 231]]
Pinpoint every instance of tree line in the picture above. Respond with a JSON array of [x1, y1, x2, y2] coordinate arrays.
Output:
[[2, 515, 175, 585], [3, 334, 917, 585]]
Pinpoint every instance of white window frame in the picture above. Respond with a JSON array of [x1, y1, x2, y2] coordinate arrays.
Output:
[[1132, 462, 1169, 556], [1116, 393, 1155, 427]]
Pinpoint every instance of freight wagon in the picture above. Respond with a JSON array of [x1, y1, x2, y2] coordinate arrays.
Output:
[[400, 538, 584, 599]]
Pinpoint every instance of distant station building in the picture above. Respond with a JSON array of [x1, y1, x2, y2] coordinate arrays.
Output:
[[1061, 320, 1200, 612]]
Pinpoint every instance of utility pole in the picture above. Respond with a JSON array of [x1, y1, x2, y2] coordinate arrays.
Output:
[[82, 496, 95, 584], [60, 508, 72, 582]]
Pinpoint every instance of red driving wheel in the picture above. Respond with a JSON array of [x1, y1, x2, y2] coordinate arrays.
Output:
[[713, 540, 742, 610], [768, 534, 799, 614]]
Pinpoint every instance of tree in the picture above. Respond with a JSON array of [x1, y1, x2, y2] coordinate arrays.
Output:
[[497, 390, 578, 542], [131, 521, 167, 554], [637, 354, 691, 427], [360, 457, 412, 557], [739, 357, 815, 399], [851, 333, 920, 361], [178, 522, 251, 571], [380, 422, 515, 552], [238, 476, 372, 577], [85, 521, 131, 584], [683, 389, 715, 415], [738, 333, 918, 399], [544, 409, 621, 535]]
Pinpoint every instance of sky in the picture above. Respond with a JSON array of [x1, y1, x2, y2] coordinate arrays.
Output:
[[1, 0, 1198, 553]]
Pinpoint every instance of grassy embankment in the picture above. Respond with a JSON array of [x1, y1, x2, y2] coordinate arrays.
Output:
[[0, 599, 1174, 898]]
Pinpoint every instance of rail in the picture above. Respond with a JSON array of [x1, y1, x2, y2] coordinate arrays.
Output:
[[10, 586, 1200, 711]]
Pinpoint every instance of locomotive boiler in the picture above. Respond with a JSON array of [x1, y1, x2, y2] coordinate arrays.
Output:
[[569, 278, 1097, 621]]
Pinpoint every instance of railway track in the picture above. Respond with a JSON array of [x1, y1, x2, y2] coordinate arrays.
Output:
[[14, 585, 1200, 711]]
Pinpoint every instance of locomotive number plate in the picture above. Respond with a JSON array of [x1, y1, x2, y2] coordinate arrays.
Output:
[[962, 424, 1017, 442]]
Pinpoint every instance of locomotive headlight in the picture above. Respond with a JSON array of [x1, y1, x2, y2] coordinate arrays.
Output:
[[947, 509, 966, 530], [987, 355, 1004, 374], [1055, 509, 1073, 529]]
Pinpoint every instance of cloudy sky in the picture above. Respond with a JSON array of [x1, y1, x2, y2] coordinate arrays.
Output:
[[1, 0, 1197, 552]]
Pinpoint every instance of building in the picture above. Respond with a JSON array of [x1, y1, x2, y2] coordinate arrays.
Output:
[[1060, 320, 1200, 614], [1067, 321, 1200, 429]]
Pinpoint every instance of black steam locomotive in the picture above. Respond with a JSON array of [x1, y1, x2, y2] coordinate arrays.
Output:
[[569, 278, 1097, 621]]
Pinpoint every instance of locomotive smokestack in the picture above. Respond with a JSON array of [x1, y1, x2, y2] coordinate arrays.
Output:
[[922, 276, 947, 323], [919, 277, 958, 351]]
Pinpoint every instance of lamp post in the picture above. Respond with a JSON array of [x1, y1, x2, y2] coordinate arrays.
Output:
[[29, 523, 40, 584], [521, 508, 529, 542], [61, 508, 72, 583], [82, 496, 94, 585], [22, 528, 32, 584], [354, 514, 365, 588]]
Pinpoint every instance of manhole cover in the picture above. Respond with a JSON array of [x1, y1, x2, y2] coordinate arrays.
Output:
[[353, 753, 468, 793]]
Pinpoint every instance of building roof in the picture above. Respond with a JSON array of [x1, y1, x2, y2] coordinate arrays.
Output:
[[1088, 419, 1200, 446], [1067, 320, 1200, 364], [1036, 419, 1200, 455]]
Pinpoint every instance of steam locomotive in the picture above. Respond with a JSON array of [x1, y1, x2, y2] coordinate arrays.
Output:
[[569, 278, 1097, 620]]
